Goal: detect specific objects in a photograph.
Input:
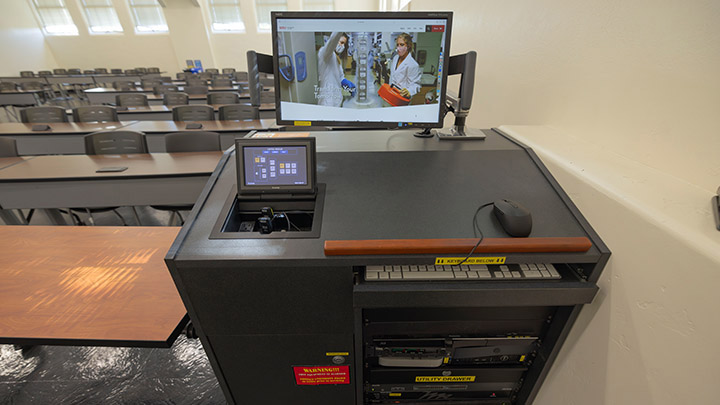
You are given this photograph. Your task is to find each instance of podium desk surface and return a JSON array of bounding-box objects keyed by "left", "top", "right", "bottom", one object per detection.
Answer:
[{"left": 170, "top": 129, "right": 606, "bottom": 264}]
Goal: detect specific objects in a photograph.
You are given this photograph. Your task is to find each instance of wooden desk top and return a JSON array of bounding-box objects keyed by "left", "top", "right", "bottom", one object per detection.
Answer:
[
  {"left": 0, "top": 156, "right": 33, "bottom": 170},
  {"left": 0, "top": 121, "right": 135, "bottom": 135},
  {"left": 86, "top": 86, "right": 247, "bottom": 93},
  {"left": 123, "top": 119, "right": 276, "bottom": 133},
  {"left": 0, "top": 226, "right": 186, "bottom": 347},
  {"left": 113, "top": 104, "right": 256, "bottom": 113},
  {"left": 0, "top": 151, "right": 222, "bottom": 181},
  {"left": 0, "top": 89, "right": 43, "bottom": 94}
]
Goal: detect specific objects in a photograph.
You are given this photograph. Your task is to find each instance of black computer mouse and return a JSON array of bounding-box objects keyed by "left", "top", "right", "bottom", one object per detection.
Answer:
[{"left": 492, "top": 199, "right": 532, "bottom": 237}]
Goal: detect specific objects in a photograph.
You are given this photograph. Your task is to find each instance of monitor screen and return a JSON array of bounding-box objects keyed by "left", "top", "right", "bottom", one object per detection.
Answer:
[
  {"left": 236, "top": 138, "right": 316, "bottom": 195},
  {"left": 272, "top": 11, "right": 453, "bottom": 128}
]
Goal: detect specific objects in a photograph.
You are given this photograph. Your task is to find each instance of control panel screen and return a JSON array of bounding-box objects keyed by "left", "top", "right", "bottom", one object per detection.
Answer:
[{"left": 242, "top": 145, "right": 308, "bottom": 187}]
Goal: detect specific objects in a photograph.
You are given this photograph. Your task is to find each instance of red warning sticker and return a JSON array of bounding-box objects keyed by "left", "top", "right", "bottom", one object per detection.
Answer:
[{"left": 293, "top": 366, "right": 350, "bottom": 385}]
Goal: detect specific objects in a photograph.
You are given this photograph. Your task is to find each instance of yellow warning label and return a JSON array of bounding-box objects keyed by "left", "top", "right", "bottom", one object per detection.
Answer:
[
  {"left": 520, "top": 355, "right": 526, "bottom": 362},
  {"left": 325, "top": 352, "right": 349, "bottom": 356},
  {"left": 294, "top": 121, "right": 312, "bottom": 126},
  {"left": 416, "top": 376, "right": 476, "bottom": 383},
  {"left": 389, "top": 393, "right": 402, "bottom": 397},
  {"left": 434, "top": 257, "right": 506, "bottom": 265}
]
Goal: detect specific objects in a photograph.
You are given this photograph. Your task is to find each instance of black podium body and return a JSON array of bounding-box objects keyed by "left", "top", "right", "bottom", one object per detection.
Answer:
[{"left": 165, "top": 129, "right": 610, "bottom": 405}]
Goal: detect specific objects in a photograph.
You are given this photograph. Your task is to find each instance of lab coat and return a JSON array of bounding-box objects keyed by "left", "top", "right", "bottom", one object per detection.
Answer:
[
  {"left": 389, "top": 53, "right": 422, "bottom": 97},
  {"left": 317, "top": 31, "right": 345, "bottom": 107}
]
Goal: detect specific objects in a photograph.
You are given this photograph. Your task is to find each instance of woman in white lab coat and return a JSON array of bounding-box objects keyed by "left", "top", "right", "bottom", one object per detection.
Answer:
[
  {"left": 317, "top": 31, "right": 349, "bottom": 107},
  {"left": 389, "top": 33, "right": 422, "bottom": 100}
]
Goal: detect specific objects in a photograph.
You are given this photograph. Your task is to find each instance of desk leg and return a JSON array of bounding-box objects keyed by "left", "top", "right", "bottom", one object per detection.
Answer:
[
  {"left": 0, "top": 209, "right": 27, "bottom": 225},
  {"left": 43, "top": 209, "right": 69, "bottom": 225}
]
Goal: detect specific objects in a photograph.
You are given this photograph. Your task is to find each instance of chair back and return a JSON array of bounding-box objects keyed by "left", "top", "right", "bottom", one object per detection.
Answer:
[
  {"left": 207, "top": 92, "right": 239, "bottom": 105},
  {"left": 222, "top": 68, "right": 236, "bottom": 74},
  {"left": 260, "top": 91, "right": 275, "bottom": 104},
  {"left": 135, "top": 67, "right": 148, "bottom": 74},
  {"left": 211, "top": 78, "right": 232, "bottom": 88},
  {"left": 234, "top": 71, "right": 249, "bottom": 81},
  {"left": 141, "top": 79, "right": 162, "bottom": 89},
  {"left": 0, "top": 82, "right": 17, "bottom": 92},
  {"left": 116, "top": 93, "right": 149, "bottom": 107},
  {"left": 73, "top": 106, "right": 119, "bottom": 123},
  {"left": 20, "top": 106, "right": 68, "bottom": 123},
  {"left": 164, "top": 131, "right": 221, "bottom": 153},
  {"left": 124, "top": 69, "right": 138, "bottom": 75},
  {"left": 112, "top": 80, "right": 136, "bottom": 90},
  {"left": 67, "top": 68, "right": 81, "bottom": 75},
  {"left": 163, "top": 92, "right": 189, "bottom": 106},
  {"left": 94, "top": 68, "right": 108, "bottom": 74},
  {"left": 84, "top": 130, "right": 148, "bottom": 155},
  {"left": 83, "top": 70, "right": 95, "bottom": 75},
  {"left": 205, "top": 68, "right": 219, "bottom": 74},
  {"left": 147, "top": 67, "right": 161, "bottom": 74},
  {"left": 184, "top": 85, "right": 209, "bottom": 95},
  {"left": 53, "top": 68, "right": 67, "bottom": 75},
  {"left": 110, "top": 68, "right": 123, "bottom": 74},
  {"left": 172, "top": 105, "right": 214, "bottom": 121},
  {"left": 218, "top": 104, "right": 259, "bottom": 121},
  {"left": 153, "top": 84, "right": 179, "bottom": 95},
  {"left": 0, "top": 137, "right": 18, "bottom": 158},
  {"left": 20, "top": 82, "right": 45, "bottom": 91},
  {"left": 38, "top": 71, "right": 53, "bottom": 76},
  {"left": 186, "top": 78, "right": 206, "bottom": 87},
  {"left": 20, "top": 71, "right": 34, "bottom": 77}
]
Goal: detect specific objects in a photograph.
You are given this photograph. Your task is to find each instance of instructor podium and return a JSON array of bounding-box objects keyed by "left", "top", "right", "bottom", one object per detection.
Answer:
[{"left": 165, "top": 129, "right": 609, "bottom": 404}]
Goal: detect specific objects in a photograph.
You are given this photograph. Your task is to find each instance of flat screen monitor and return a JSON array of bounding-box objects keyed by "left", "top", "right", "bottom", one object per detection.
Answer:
[
  {"left": 272, "top": 11, "right": 453, "bottom": 128},
  {"left": 235, "top": 138, "right": 317, "bottom": 195}
]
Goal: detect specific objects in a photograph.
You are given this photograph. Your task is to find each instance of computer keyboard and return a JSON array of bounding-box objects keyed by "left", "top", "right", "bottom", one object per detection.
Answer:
[{"left": 364, "top": 263, "right": 560, "bottom": 281}]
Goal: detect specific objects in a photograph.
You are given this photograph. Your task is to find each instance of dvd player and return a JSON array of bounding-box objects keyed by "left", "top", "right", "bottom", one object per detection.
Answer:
[{"left": 370, "top": 336, "right": 537, "bottom": 367}]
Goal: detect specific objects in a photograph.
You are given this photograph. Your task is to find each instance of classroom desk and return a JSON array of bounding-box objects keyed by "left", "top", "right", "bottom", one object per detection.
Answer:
[
  {"left": 0, "top": 77, "right": 47, "bottom": 84},
  {"left": 85, "top": 87, "right": 250, "bottom": 105},
  {"left": 0, "top": 119, "right": 274, "bottom": 154},
  {"left": 0, "top": 151, "right": 222, "bottom": 225},
  {"left": 0, "top": 90, "right": 43, "bottom": 106},
  {"left": 0, "top": 225, "right": 187, "bottom": 347},
  {"left": 66, "top": 104, "right": 276, "bottom": 122},
  {"left": 0, "top": 121, "right": 136, "bottom": 155},
  {"left": 44, "top": 75, "right": 96, "bottom": 85},
  {"left": 123, "top": 119, "right": 276, "bottom": 150}
]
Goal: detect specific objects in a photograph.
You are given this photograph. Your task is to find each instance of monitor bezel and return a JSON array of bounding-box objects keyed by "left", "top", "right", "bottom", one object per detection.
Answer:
[
  {"left": 271, "top": 11, "right": 453, "bottom": 129},
  {"left": 235, "top": 137, "right": 317, "bottom": 195}
]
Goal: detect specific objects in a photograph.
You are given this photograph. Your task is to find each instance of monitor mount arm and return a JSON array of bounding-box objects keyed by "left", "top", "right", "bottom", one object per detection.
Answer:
[
  {"left": 418, "top": 51, "right": 485, "bottom": 139},
  {"left": 247, "top": 50, "right": 274, "bottom": 108}
]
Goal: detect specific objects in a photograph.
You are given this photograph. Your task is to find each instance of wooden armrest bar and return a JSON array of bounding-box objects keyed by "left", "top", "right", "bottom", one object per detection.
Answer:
[{"left": 324, "top": 237, "right": 592, "bottom": 256}]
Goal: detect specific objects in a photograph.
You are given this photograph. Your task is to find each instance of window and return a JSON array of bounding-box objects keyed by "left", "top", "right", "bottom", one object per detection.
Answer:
[
  {"left": 81, "top": 0, "right": 123, "bottom": 33},
  {"left": 302, "top": 0, "right": 333, "bottom": 11},
  {"left": 32, "top": 0, "right": 79, "bottom": 35},
  {"left": 127, "top": 0, "right": 168, "bottom": 33},
  {"left": 254, "top": 0, "right": 286, "bottom": 32},
  {"left": 209, "top": 0, "right": 245, "bottom": 32}
]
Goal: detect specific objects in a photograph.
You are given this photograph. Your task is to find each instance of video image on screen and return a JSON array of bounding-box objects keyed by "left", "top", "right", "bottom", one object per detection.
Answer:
[{"left": 275, "top": 17, "right": 448, "bottom": 125}]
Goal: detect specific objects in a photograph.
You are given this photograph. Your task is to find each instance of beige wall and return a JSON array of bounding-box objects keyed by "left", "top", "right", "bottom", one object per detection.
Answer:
[
  {"left": 413, "top": 0, "right": 720, "bottom": 193},
  {"left": 408, "top": 1, "right": 719, "bottom": 404},
  {"left": 0, "top": 0, "right": 376, "bottom": 76},
  {"left": 0, "top": 0, "right": 58, "bottom": 74}
]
